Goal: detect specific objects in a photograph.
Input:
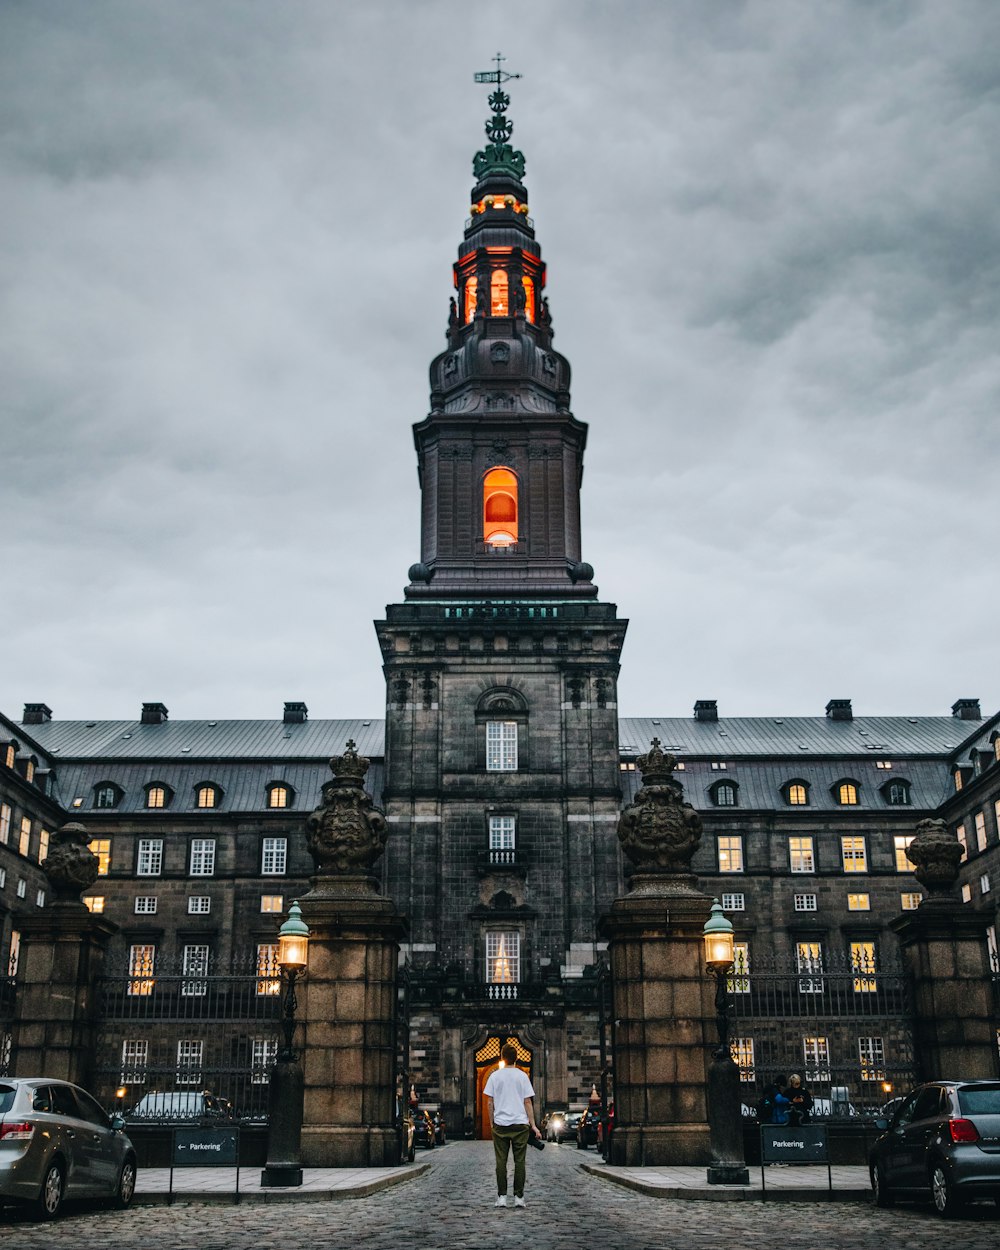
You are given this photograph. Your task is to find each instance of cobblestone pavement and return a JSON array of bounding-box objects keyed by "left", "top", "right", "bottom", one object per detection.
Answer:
[{"left": 2, "top": 1142, "right": 998, "bottom": 1249}]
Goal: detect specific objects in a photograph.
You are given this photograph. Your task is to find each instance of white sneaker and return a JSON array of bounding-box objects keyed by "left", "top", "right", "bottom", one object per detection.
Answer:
[
  {"left": 495, "top": 1196, "right": 507, "bottom": 1207},
  {"left": 514, "top": 1196, "right": 526, "bottom": 1209}
]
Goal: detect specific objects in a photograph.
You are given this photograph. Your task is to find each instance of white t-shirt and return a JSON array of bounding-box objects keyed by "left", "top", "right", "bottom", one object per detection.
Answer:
[{"left": 484, "top": 1065, "right": 535, "bottom": 1126}]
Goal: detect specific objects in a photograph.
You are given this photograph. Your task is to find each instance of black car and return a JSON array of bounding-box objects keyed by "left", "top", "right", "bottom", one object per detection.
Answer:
[
  {"left": 576, "top": 1107, "right": 601, "bottom": 1150},
  {"left": 869, "top": 1080, "right": 1000, "bottom": 1216},
  {"left": 412, "top": 1108, "right": 436, "bottom": 1150}
]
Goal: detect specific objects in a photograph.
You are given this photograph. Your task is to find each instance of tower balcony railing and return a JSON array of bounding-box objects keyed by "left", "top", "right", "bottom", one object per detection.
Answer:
[{"left": 481, "top": 542, "right": 521, "bottom": 556}]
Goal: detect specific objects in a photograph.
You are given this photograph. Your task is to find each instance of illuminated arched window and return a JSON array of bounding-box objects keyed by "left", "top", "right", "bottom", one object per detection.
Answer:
[
  {"left": 785, "top": 782, "right": 809, "bottom": 807},
  {"left": 464, "top": 277, "right": 477, "bottom": 323},
  {"left": 490, "top": 269, "right": 509, "bottom": 316},
  {"left": 522, "top": 275, "right": 535, "bottom": 322},
  {"left": 836, "top": 781, "right": 859, "bottom": 806},
  {"left": 483, "top": 467, "right": 518, "bottom": 548}
]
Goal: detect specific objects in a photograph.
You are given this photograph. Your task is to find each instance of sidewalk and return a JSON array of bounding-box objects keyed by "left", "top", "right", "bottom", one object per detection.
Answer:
[
  {"left": 133, "top": 1161, "right": 430, "bottom": 1204},
  {"left": 582, "top": 1161, "right": 872, "bottom": 1201}
]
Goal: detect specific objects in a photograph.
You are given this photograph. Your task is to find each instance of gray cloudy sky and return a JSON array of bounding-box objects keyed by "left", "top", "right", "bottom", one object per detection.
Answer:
[{"left": 3, "top": 0, "right": 998, "bottom": 723}]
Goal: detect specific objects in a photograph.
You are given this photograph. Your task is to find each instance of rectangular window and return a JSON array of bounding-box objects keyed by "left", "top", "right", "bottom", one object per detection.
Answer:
[
  {"left": 18, "top": 817, "right": 31, "bottom": 857},
  {"left": 261, "top": 838, "right": 287, "bottom": 875},
  {"left": 847, "top": 893, "right": 870, "bottom": 911},
  {"left": 0, "top": 803, "right": 10, "bottom": 844},
  {"left": 793, "top": 893, "right": 817, "bottom": 912},
  {"left": 35, "top": 890, "right": 45, "bottom": 907},
  {"left": 485, "top": 931, "right": 520, "bottom": 983},
  {"left": 962, "top": 883, "right": 972, "bottom": 903},
  {"left": 893, "top": 835, "right": 914, "bottom": 872},
  {"left": 127, "top": 944, "right": 156, "bottom": 997},
  {"left": 875, "top": 760, "right": 892, "bottom": 769},
  {"left": 789, "top": 836, "right": 815, "bottom": 873},
  {"left": 956, "top": 823, "right": 968, "bottom": 861},
  {"left": 486, "top": 721, "right": 518, "bottom": 772},
  {"left": 38, "top": 830, "right": 49, "bottom": 863},
  {"left": 803, "top": 1036, "right": 831, "bottom": 1081},
  {"left": 859, "top": 1036, "right": 885, "bottom": 1081},
  {"left": 176, "top": 1040, "right": 203, "bottom": 1085},
  {"left": 728, "top": 942, "right": 750, "bottom": 994},
  {"left": 841, "top": 835, "right": 867, "bottom": 873},
  {"left": 717, "top": 835, "right": 744, "bottom": 873},
  {"left": 900, "top": 892, "right": 922, "bottom": 910},
  {"left": 731, "top": 1037, "right": 755, "bottom": 1081},
  {"left": 188, "top": 896, "right": 211, "bottom": 915},
  {"left": 89, "top": 839, "right": 111, "bottom": 875},
  {"left": 182, "top": 944, "right": 210, "bottom": 997},
  {"left": 721, "top": 892, "right": 745, "bottom": 912},
  {"left": 981, "top": 873, "right": 992, "bottom": 895},
  {"left": 850, "top": 940, "right": 877, "bottom": 992},
  {"left": 84, "top": 896, "right": 104, "bottom": 913},
  {"left": 137, "top": 839, "right": 163, "bottom": 876},
  {"left": 260, "top": 895, "right": 284, "bottom": 913},
  {"left": 251, "top": 1037, "right": 278, "bottom": 1083},
  {"left": 134, "top": 896, "right": 158, "bottom": 915},
  {"left": 121, "top": 1039, "right": 149, "bottom": 1084},
  {"left": 256, "top": 943, "right": 280, "bottom": 995},
  {"left": 489, "top": 815, "right": 516, "bottom": 849},
  {"left": 189, "top": 838, "right": 216, "bottom": 876},
  {"left": 710, "top": 761, "right": 728, "bottom": 770},
  {"left": 796, "top": 941, "right": 824, "bottom": 993},
  {"left": 975, "top": 812, "right": 987, "bottom": 853},
  {"left": 16, "top": 879, "right": 26, "bottom": 898}
]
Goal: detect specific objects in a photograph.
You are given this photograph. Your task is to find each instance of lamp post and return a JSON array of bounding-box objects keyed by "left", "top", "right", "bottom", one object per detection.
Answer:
[
  {"left": 261, "top": 900, "right": 310, "bottom": 1187},
  {"left": 702, "top": 899, "right": 749, "bottom": 1185}
]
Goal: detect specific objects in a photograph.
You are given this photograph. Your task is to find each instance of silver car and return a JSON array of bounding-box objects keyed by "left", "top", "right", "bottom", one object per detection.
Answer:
[{"left": 0, "top": 1077, "right": 138, "bottom": 1219}]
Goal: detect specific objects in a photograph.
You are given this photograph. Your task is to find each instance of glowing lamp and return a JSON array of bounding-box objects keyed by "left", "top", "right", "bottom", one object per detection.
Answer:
[
  {"left": 277, "top": 900, "right": 310, "bottom": 972},
  {"left": 702, "top": 898, "right": 735, "bottom": 972}
]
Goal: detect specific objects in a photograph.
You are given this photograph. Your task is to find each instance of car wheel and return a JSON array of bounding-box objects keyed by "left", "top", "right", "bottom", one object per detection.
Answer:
[
  {"left": 35, "top": 1160, "right": 64, "bottom": 1221},
  {"left": 930, "top": 1165, "right": 961, "bottom": 1217},
  {"left": 871, "top": 1164, "right": 894, "bottom": 1208},
  {"left": 114, "top": 1157, "right": 137, "bottom": 1209}
]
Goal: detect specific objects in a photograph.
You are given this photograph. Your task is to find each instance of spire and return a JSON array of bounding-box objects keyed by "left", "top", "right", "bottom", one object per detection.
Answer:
[{"left": 472, "top": 53, "right": 524, "bottom": 181}]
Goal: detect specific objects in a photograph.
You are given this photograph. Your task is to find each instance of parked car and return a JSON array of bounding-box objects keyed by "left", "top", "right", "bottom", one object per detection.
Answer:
[
  {"left": 576, "top": 1107, "right": 601, "bottom": 1149},
  {"left": 412, "top": 1108, "right": 436, "bottom": 1149},
  {"left": 126, "top": 1090, "right": 233, "bottom": 1123},
  {"left": 0, "top": 1077, "right": 138, "bottom": 1220},
  {"left": 869, "top": 1080, "right": 1000, "bottom": 1216},
  {"left": 543, "top": 1111, "right": 574, "bottom": 1143}
]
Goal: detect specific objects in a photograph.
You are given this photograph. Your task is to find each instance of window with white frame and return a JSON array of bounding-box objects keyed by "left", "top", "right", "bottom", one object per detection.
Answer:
[
  {"left": 127, "top": 944, "right": 156, "bottom": 996},
  {"left": 789, "top": 836, "right": 815, "bottom": 873},
  {"left": 728, "top": 942, "right": 750, "bottom": 994},
  {"left": 803, "top": 1036, "right": 831, "bottom": 1081},
  {"left": 251, "top": 1037, "right": 278, "bottom": 1083},
  {"left": 850, "top": 940, "right": 877, "bottom": 992},
  {"left": 717, "top": 835, "right": 744, "bottom": 873},
  {"left": 975, "top": 811, "right": 987, "bottom": 852},
  {"left": 0, "top": 803, "right": 10, "bottom": 844},
  {"left": 176, "top": 1040, "right": 203, "bottom": 1085},
  {"left": 485, "top": 931, "right": 520, "bottom": 983},
  {"left": 900, "top": 892, "right": 922, "bottom": 910},
  {"left": 893, "top": 835, "right": 914, "bottom": 872},
  {"left": 35, "top": 889, "right": 45, "bottom": 907},
  {"left": 134, "top": 896, "right": 158, "bottom": 915},
  {"left": 137, "top": 838, "right": 163, "bottom": 876},
  {"left": 121, "top": 1039, "right": 149, "bottom": 1084},
  {"left": 260, "top": 895, "right": 284, "bottom": 913},
  {"left": 731, "top": 1037, "right": 755, "bottom": 1081},
  {"left": 261, "top": 837, "right": 287, "bottom": 875},
  {"left": 256, "top": 943, "right": 280, "bottom": 995},
  {"left": 796, "top": 941, "right": 824, "bottom": 993},
  {"left": 489, "top": 815, "right": 516, "bottom": 849},
  {"left": 486, "top": 721, "right": 518, "bottom": 772},
  {"left": 840, "top": 835, "right": 867, "bottom": 873},
  {"left": 189, "top": 838, "right": 216, "bottom": 876},
  {"left": 793, "top": 893, "right": 817, "bottom": 912},
  {"left": 981, "top": 873, "right": 992, "bottom": 895},
  {"left": 847, "top": 893, "right": 870, "bottom": 911},
  {"left": 182, "top": 944, "right": 210, "bottom": 996},
  {"left": 956, "top": 823, "right": 968, "bottom": 860},
  {"left": 188, "top": 895, "right": 211, "bottom": 914},
  {"left": 16, "top": 879, "right": 26, "bottom": 899},
  {"left": 721, "top": 892, "right": 745, "bottom": 912},
  {"left": 859, "top": 1036, "right": 885, "bottom": 1081}
]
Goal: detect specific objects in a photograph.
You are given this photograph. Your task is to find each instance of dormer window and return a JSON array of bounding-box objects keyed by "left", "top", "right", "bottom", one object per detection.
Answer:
[
  {"left": 94, "top": 782, "right": 123, "bottom": 810},
  {"left": 882, "top": 780, "right": 911, "bottom": 807},
  {"left": 3, "top": 743, "right": 15, "bottom": 770},
  {"left": 992, "top": 735, "right": 1000, "bottom": 763},
  {"left": 145, "top": 784, "right": 171, "bottom": 809},
  {"left": 711, "top": 780, "right": 738, "bottom": 807},
  {"left": 783, "top": 781, "right": 810, "bottom": 807},
  {"left": 195, "top": 784, "right": 220, "bottom": 810},
  {"left": 483, "top": 467, "right": 518, "bottom": 548},
  {"left": 835, "top": 780, "right": 860, "bottom": 806},
  {"left": 23, "top": 757, "right": 35, "bottom": 784},
  {"left": 267, "top": 784, "right": 293, "bottom": 809}
]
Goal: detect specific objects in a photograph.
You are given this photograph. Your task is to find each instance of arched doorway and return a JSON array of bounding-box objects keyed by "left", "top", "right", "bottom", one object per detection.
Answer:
[{"left": 474, "top": 1034, "right": 533, "bottom": 1139}]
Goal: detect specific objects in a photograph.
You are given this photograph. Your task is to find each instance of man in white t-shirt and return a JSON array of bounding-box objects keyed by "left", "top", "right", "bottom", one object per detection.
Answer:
[{"left": 483, "top": 1044, "right": 542, "bottom": 1208}]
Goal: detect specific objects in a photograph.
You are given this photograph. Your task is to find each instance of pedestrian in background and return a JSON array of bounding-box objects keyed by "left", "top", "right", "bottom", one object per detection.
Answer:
[{"left": 787, "top": 1073, "right": 813, "bottom": 1126}]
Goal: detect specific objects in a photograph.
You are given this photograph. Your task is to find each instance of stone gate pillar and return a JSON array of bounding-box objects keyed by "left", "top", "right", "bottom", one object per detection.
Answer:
[
  {"left": 298, "top": 742, "right": 406, "bottom": 1166},
  {"left": 13, "top": 823, "right": 116, "bottom": 1085},
  {"left": 890, "top": 819, "right": 1000, "bottom": 1081},
  {"left": 599, "top": 741, "right": 715, "bottom": 1166}
]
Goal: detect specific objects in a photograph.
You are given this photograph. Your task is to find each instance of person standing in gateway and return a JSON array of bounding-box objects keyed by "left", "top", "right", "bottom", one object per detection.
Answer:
[{"left": 484, "top": 1044, "right": 542, "bottom": 1208}]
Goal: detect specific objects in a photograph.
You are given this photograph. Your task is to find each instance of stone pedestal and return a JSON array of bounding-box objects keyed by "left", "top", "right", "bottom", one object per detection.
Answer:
[
  {"left": 298, "top": 876, "right": 406, "bottom": 1167},
  {"left": 891, "top": 901, "right": 1000, "bottom": 1080},
  {"left": 599, "top": 877, "right": 714, "bottom": 1166},
  {"left": 13, "top": 903, "right": 116, "bottom": 1085}
]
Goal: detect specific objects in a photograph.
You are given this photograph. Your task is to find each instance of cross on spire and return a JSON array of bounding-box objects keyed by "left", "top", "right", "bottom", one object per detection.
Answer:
[{"left": 474, "top": 52, "right": 522, "bottom": 88}]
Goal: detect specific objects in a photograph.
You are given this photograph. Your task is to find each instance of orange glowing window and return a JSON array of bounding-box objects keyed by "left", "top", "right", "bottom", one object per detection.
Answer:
[
  {"left": 522, "top": 276, "right": 535, "bottom": 322},
  {"left": 483, "top": 467, "right": 518, "bottom": 547},
  {"left": 490, "top": 270, "right": 508, "bottom": 316},
  {"left": 465, "top": 277, "right": 478, "bottom": 323}
]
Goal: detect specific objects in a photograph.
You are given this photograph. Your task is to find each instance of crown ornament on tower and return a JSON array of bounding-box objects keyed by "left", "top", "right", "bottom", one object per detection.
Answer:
[{"left": 305, "top": 740, "right": 389, "bottom": 876}]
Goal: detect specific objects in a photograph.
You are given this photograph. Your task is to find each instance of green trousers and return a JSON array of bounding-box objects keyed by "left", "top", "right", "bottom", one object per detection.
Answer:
[{"left": 492, "top": 1124, "right": 530, "bottom": 1196}]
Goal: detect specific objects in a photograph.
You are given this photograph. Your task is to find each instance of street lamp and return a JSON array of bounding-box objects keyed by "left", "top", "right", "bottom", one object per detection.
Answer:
[
  {"left": 261, "top": 900, "right": 310, "bottom": 1188},
  {"left": 702, "top": 898, "right": 749, "bottom": 1186}
]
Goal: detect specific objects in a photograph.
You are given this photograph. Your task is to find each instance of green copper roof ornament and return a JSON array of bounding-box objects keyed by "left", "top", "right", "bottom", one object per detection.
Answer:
[{"left": 473, "top": 52, "right": 526, "bottom": 181}]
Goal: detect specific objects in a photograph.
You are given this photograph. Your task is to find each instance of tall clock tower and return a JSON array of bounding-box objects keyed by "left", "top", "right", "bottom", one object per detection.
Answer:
[{"left": 375, "top": 71, "right": 627, "bottom": 1133}]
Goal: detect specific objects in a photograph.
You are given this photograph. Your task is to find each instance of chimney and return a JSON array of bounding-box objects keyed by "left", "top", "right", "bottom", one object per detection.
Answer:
[
  {"left": 141, "top": 702, "right": 169, "bottom": 725},
  {"left": 694, "top": 700, "right": 718, "bottom": 723},
  {"left": 22, "top": 703, "right": 52, "bottom": 725},
  {"left": 825, "top": 699, "right": 853, "bottom": 722},
  {"left": 283, "top": 701, "right": 308, "bottom": 724},
  {"left": 951, "top": 698, "right": 981, "bottom": 721}
]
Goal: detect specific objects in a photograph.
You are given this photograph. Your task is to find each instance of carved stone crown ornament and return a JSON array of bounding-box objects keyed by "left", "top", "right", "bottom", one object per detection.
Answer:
[
  {"left": 305, "top": 740, "right": 389, "bottom": 876},
  {"left": 616, "top": 738, "right": 703, "bottom": 877},
  {"left": 43, "top": 822, "right": 100, "bottom": 903},
  {"left": 905, "top": 817, "right": 964, "bottom": 900}
]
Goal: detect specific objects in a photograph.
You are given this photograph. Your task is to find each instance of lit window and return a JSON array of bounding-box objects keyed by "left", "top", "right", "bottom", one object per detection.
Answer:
[
  {"left": 900, "top": 892, "right": 922, "bottom": 910},
  {"left": 24, "top": 760, "right": 34, "bottom": 784},
  {"left": 18, "top": 818, "right": 31, "bottom": 857},
  {"left": 522, "top": 275, "right": 535, "bottom": 322},
  {"left": 486, "top": 720, "right": 518, "bottom": 771},
  {"left": 252, "top": 1037, "right": 278, "bottom": 1083},
  {"left": 89, "top": 839, "right": 111, "bottom": 875},
  {"left": 859, "top": 1036, "right": 885, "bottom": 1081},
  {"left": 196, "top": 785, "right": 218, "bottom": 809},
  {"left": 483, "top": 468, "right": 518, "bottom": 548},
  {"left": 261, "top": 837, "right": 287, "bottom": 875},
  {"left": 729, "top": 943, "right": 750, "bottom": 994},
  {"left": 884, "top": 781, "right": 910, "bottom": 806},
  {"left": 841, "top": 835, "right": 867, "bottom": 873},
  {"left": 981, "top": 873, "right": 992, "bottom": 895},
  {"left": 188, "top": 896, "right": 211, "bottom": 915},
  {"left": 127, "top": 944, "right": 156, "bottom": 997},
  {"left": 464, "top": 276, "right": 478, "bottom": 322},
  {"left": 37, "top": 830, "right": 49, "bottom": 863},
  {"left": 789, "top": 836, "right": 815, "bottom": 873},
  {"left": 717, "top": 835, "right": 744, "bottom": 873},
  {"left": 850, "top": 940, "right": 877, "bottom": 992},
  {"left": 486, "top": 931, "right": 520, "bottom": 983},
  {"left": 84, "top": 896, "right": 105, "bottom": 914},
  {"left": 836, "top": 782, "right": 859, "bottom": 806},
  {"left": 731, "top": 1037, "right": 755, "bottom": 1081},
  {"left": 260, "top": 895, "right": 284, "bottom": 913},
  {"left": 796, "top": 941, "right": 824, "bottom": 993},
  {"left": 793, "top": 893, "right": 817, "bottom": 912},
  {"left": 712, "top": 781, "right": 737, "bottom": 807},
  {"left": 803, "top": 1036, "right": 830, "bottom": 1081},
  {"left": 710, "top": 761, "right": 728, "bottom": 771},
  {"left": 137, "top": 839, "right": 163, "bottom": 876},
  {"left": 721, "top": 892, "right": 745, "bottom": 911},
  {"left": 176, "top": 1040, "right": 203, "bottom": 1085},
  {"left": 256, "top": 943, "right": 280, "bottom": 995},
  {"left": 975, "top": 812, "right": 987, "bottom": 852},
  {"left": 0, "top": 803, "right": 10, "bottom": 844},
  {"left": 3, "top": 744, "right": 13, "bottom": 769},
  {"left": 786, "top": 783, "right": 808, "bottom": 806},
  {"left": 956, "top": 823, "right": 968, "bottom": 861},
  {"left": 267, "top": 785, "right": 290, "bottom": 809},
  {"left": 134, "top": 896, "right": 158, "bottom": 915},
  {"left": 146, "top": 785, "right": 167, "bottom": 809},
  {"left": 182, "top": 944, "right": 209, "bottom": 997},
  {"left": 848, "top": 893, "right": 871, "bottom": 911},
  {"left": 490, "top": 269, "right": 508, "bottom": 315},
  {"left": 121, "top": 1039, "right": 148, "bottom": 1084},
  {"left": 961, "top": 883, "right": 972, "bottom": 903},
  {"left": 954, "top": 769, "right": 964, "bottom": 792},
  {"left": 94, "top": 784, "right": 121, "bottom": 809},
  {"left": 893, "top": 835, "right": 914, "bottom": 872},
  {"left": 189, "top": 838, "right": 216, "bottom": 876},
  {"left": 995, "top": 738, "right": 1000, "bottom": 763}
]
